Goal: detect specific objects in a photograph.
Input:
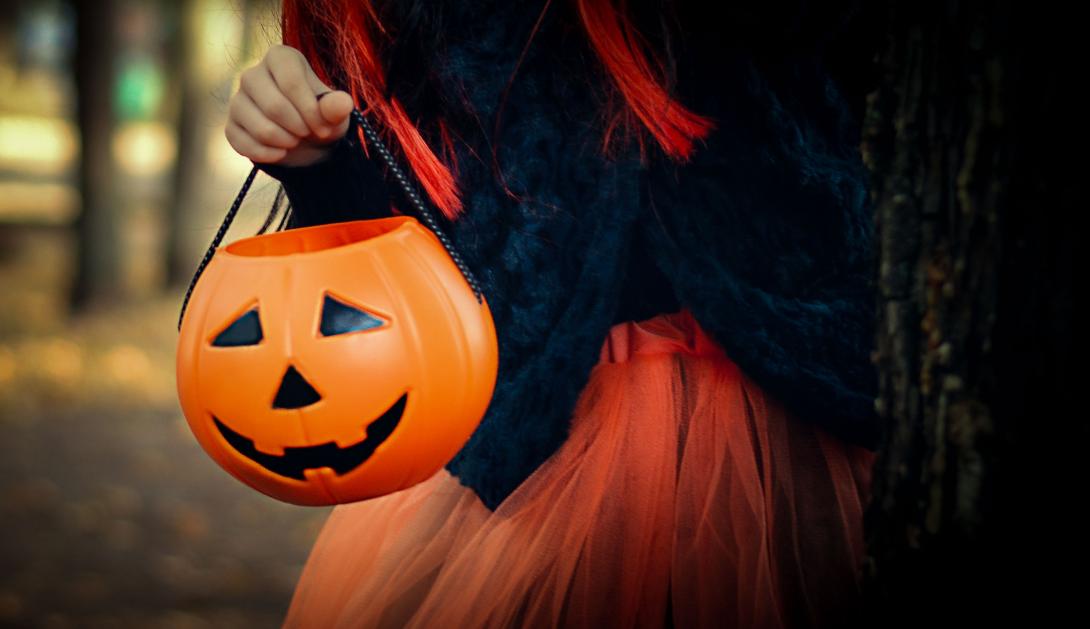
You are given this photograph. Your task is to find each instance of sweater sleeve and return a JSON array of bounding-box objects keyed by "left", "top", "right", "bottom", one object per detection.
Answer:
[
  {"left": 639, "top": 49, "right": 882, "bottom": 450},
  {"left": 253, "top": 114, "right": 397, "bottom": 228}
]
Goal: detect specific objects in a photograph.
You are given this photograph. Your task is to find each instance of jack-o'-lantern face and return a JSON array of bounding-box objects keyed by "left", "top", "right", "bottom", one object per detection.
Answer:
[
  {"left": 176, "top": 217, "right": 498, "bottom": 506},
  {"left": 206, "top": 297, "right": 408, "bottom": 481}
]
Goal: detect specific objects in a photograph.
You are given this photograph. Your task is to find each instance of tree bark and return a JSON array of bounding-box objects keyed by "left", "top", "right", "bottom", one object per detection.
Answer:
[{"left": 861, "top": 0, "right": 1079, "bottom": 624}]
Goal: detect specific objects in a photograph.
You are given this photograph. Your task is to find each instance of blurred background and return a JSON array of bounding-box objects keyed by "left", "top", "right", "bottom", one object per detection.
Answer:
[{"left": 0, "top": 1, "right": 328, "bottom": 627}]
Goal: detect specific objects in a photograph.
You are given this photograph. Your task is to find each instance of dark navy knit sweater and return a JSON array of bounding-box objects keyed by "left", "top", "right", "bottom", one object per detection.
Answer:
[{"left": 257, "top": 0, "right": 881, "bottom": 510}]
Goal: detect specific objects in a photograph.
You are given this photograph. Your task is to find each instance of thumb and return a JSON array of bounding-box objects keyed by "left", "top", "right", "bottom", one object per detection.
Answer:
[
  {"left": 304, "top": 68, "right": 353, "bottom": 141},
  {"left": 316, "top": 90, "right": 354, "bottom": 126},
  {"left": 312, "top": 90, "right": 353, "bottom": 143}
]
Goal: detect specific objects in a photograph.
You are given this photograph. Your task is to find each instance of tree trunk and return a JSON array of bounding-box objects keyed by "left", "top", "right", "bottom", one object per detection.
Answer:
[
  {"left": 164, "top": 0, "right": 274, "bottom": 287},
  {"left": 861, "top": 0, "right": 1079, "bottom": 624},
  {"left": 164, "top": 0, "right": 208, "bottom": 288},
  {"left": 71, "top": 0, "right": 123, "bottom": 309}
]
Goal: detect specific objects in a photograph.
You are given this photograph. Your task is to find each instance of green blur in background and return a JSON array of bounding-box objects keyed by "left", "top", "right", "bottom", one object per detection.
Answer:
[{"left": 0, "top": 1, "right": 326, "bottom": 627}]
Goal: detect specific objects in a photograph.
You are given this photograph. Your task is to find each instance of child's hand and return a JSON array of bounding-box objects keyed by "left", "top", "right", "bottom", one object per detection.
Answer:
[{"left": 226, "top": 44, "right": 354, "bottom": 167}]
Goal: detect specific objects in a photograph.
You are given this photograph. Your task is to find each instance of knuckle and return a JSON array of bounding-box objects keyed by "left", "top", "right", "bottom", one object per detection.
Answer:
[
  {"left": 279, "top": 68, "right": 306, "bottom": 91},
  {"left": 239, "top": 68, "right": 257, "bottom": 90},
  {"left": 227, "top": 94, "right": 244, "bottom": 117},
  {"left": 268, "top": 44, "right": 297, "bottom": 58},
  {"left": 268, "top": 49, "right": 302, "bottom": 76},
  {"left": 263, "top": 46, "right": 283, "bottom": 64},
  {"left": 252, "top": 122, "right": 279, "bottom": 144},
  {"left": 267, "top": 99, "right": 293, "bottom": 123}
]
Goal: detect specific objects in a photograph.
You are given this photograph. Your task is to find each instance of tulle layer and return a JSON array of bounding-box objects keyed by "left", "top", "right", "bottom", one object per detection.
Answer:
[{"left": 282, "top": 308, "right": 877, "bottom": 628}]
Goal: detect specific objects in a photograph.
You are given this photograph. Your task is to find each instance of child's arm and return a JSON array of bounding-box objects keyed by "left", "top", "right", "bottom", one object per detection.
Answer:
[{"left": 255, "top": 116, "right": 396, "bottom": 228}]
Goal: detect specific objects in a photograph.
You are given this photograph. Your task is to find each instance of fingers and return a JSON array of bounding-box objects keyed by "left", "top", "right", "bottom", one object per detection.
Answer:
[
  {"left": 225, "top": 118, "right": 288, "bottom": 164},
  {"left": 228, "top": 90, "right": 299, "bottom": 149},
  {"left": 238, "top": 63, "right": 310, "bottom": 138},
  {"left": 226, "top": 45, "right": 355, "bottom": 166},
  {"left": 265, "top": 45, "right": 333, "bottom": 138}
]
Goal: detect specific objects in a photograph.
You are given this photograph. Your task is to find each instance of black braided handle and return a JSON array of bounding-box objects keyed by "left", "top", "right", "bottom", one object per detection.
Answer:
[
  {"left": 349, "top": 108, "right": 484, "bottom": 303},
  {"left": 177, "top": 166, "right": 258, "bottom": 331},
  {"left": 177, "top": 107, "right": 484, "bottom": 331}
]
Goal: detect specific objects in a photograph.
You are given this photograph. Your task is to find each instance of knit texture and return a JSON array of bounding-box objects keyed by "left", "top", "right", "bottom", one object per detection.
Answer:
[{"left": 256, "top": 0, "right": 881, "bottom": 510}]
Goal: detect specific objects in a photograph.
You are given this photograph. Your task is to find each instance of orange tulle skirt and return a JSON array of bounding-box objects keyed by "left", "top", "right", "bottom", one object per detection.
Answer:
[{"left": 282, "top": 308, "right": 877, "bottom": 628}]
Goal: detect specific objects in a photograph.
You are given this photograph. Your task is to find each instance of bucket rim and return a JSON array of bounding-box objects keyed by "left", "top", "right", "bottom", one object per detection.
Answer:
[{"left": 217, "top": 215, "right": 427, "bottom": 259}]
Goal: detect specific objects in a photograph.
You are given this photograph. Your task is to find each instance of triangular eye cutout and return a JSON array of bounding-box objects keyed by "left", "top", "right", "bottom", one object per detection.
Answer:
[
  {"left": 320, "top": 295, "right": 385, "bottom": 337},
  {"left": 212, "top": 307, "right": 263, "bottom": 347}
]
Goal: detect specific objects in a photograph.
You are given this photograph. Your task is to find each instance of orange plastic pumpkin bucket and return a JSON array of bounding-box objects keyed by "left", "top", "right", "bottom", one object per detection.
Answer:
[{"left": 175, "top": 109, "right": 498, "bottom": 506}]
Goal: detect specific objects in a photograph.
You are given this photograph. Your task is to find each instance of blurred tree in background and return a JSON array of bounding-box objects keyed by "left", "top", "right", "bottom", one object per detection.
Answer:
[
  {"left": 72, "top": 0, "right": 122, "bottom": 308},
  {"left": 1, "top": 0, "right": 282, "bottom": 316},
  {"left": 0, "top": 3, "right": 328, "bottom": 628}
]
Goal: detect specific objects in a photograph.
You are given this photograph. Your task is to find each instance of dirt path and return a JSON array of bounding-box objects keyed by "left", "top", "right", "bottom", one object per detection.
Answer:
[{"left": 0, "top": 238, "right": 330, "bottom": 628}]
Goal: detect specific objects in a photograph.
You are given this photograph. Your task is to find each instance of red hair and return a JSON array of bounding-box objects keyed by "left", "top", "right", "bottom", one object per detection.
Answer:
[{"left": 281, "top": 0, "right": 714, "bottom": 221}]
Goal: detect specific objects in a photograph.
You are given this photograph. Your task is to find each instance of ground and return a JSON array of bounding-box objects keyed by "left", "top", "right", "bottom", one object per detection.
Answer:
[{"left": 0, "top": 227, "right": 328, "bottom": 629}]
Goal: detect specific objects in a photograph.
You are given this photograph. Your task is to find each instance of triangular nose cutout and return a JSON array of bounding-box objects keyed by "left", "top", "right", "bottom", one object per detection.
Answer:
[{"left": 273, "top": 365, "right": 322, "bottom": 409}]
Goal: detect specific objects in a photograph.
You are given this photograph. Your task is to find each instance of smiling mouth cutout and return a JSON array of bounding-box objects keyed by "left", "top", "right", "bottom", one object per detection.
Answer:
[{"left": 212, "top": 393, "right": 408, "bottom": 480}]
